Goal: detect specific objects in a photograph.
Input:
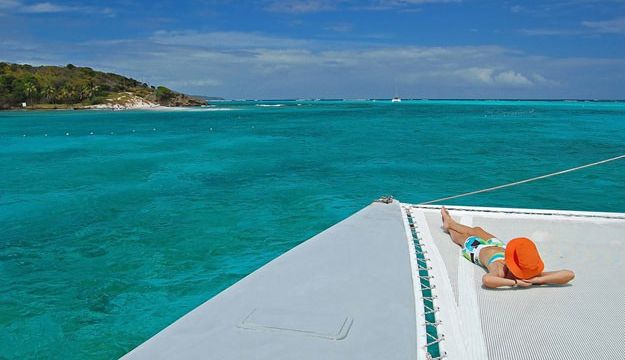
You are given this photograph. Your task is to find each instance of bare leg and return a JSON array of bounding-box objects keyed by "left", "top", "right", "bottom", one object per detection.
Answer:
[
  {"left": 441, "top": 207, "right": 497, "bottom": 246},
  {"left": 448, "top": 227, "right": 470, "bottom": 246},
  {"left": 442, "top": 207, "right": 477, "bottom": 234}
]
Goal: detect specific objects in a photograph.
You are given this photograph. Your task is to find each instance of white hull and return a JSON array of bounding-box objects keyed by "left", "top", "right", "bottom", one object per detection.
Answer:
[{"left": 124, "top": 201, "right": 625, "bottom": 359}]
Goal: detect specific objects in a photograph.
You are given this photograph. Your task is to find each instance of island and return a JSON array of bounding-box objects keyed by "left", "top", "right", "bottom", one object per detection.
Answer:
[{"left": 0, "top": 62, "right": 207, "bottom": 110}]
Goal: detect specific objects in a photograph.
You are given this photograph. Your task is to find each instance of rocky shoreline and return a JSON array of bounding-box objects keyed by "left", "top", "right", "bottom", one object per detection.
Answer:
[{"left": 6, "top": 92, "right": 207, "bottom": 111}]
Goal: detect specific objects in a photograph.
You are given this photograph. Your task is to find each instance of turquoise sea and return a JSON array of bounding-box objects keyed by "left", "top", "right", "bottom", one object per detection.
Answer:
[{"left": 1, "top": 100, "right": 624, "bottom": 358}]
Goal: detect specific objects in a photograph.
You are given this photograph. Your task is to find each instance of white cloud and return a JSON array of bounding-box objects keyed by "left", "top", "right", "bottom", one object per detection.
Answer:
[
  {"left": 455, "top": 68, "right": 533, "bottom": 86},
  {"left": 519, "top": 28, "right": 583, "bottom": 36},
  {"left": 264, "top": 0, "right": 460, "bottom": 13},
  {"left": 510, "top": 5, "right": 523, "bottom": 13},
  {"left": 255, "top": 49, "right": 315, "bottom": 65},
  {"left": 108, "top": 34, "right": 550, "bottom": 96},
  {"left": 324, "top": 23, "right": 353, "bottom": 32},
  {"left": 167, "top": 79, "right": 222, "bottom": 88},
  {"left": 522, "top": 16, "right": 625, "bottom": 37},
  {"left": 494, "top": 70, "right": 533, "bottom": 86},
  {"left": 3, "top": 30, "right": 623, "bottom": 99},
  {"left": 383, "top": 0, "right": 460, "bottom": 4},
  {"left": 530, "top": 73, "right": 560, "bottom": 86},
  {"left": 0, "top": 0, "right": 112, "bottom": 15},
  {"left": 265, "top": 0, "right": 336, "bottom": 13},
  {"left": 461, "top": 67, "right": 495, "bottom": 84},
  {"left": 22, "top": 2, "right": 74, "bottom": 13},
  {"left": 582, "top": 17, "right": 625, "bottom": 34},
  {"left": 0, "top": 0, "right": 20, "bottom": 8},
  {"left": 150, "top": 30, "right": 311, "bottom": 49}
]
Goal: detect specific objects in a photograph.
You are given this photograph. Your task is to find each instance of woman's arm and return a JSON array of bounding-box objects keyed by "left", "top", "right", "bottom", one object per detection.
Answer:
[
  {"left": 482, "top": 274, "right": 531, "bottom": 288},
  {"left": 526, "top": 270, "right": 575, "bottom": 285}
]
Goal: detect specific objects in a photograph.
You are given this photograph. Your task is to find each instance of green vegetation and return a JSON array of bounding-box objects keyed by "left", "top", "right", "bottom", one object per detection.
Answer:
[
  {"left": 155, "top": 86, "right": 175, "bottom": 102},
  {"left": 0, "top": 62, "right": 205, "bottom": 109}
]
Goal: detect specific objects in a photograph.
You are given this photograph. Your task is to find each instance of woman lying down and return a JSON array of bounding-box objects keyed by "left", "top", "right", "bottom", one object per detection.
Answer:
[{"left": 441, "top": 207, "right": 575, "bottom": 288}]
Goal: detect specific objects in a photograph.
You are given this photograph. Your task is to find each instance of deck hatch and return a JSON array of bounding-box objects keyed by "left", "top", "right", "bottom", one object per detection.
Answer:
[{"left": 238, "top": 308, "right": 353, "bottom": 340}]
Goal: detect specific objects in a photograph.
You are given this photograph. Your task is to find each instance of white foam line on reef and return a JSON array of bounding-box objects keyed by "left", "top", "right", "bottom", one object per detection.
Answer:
[
  {"left": 87, "top": 106, "right": 237, "bottom": 112},
  {"left": 162, "top": 107, "right": 237, "bottom": 112}
]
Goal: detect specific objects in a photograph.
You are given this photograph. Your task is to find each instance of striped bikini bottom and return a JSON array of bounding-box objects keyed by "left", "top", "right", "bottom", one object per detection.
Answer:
[{"left": 462, "top": 236, "right": 506, "bottom": 267}]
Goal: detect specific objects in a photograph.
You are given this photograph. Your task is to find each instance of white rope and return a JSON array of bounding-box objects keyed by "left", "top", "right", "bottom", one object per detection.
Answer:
[{"left": 420, "top": 154, "right": 625, "bottom": 205}]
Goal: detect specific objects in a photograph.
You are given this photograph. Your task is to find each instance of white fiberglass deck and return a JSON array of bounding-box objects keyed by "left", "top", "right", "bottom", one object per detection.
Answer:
[
  {"left": 123, "top": 201, "right": 418, "bottom": 360},
  {"left": 123, "top": 201, "right": 625, "bottom": 360}
]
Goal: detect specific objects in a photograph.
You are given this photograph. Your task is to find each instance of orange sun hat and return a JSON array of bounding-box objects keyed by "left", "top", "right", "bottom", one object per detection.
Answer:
[{"left": 505, "top": 237, "right": 544, "bottom": 279}]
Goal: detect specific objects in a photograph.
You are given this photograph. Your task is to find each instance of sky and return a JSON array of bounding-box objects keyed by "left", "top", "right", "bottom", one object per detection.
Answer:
[{"left": 1, "top": 0, "right": 624, "bottom": 99}]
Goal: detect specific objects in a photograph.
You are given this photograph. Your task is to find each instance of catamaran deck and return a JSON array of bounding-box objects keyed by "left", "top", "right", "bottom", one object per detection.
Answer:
[
  {"left": 123, "top": 200, "right": 625, "bottom": 360},
  {"left": 406, "top": 204, "right": 625, "bottom": 360}
]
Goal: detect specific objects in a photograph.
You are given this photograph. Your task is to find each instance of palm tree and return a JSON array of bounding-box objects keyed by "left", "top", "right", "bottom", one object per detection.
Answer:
[
  {"left": 59, "top": 87, "right": 69, "bottom": 103},
  {"left": 81, "top": 83, "right": 99, "bottom": 102},
  {"left": 24, "top": 82, "right": 38, "bottom": 107},
  {"left": 78, "top": 83, "right": 101, "bottom": 104},
  {"left": 80, "top": 86, "right": 91, "bottom": 101},
  {"left": 67, "top": 88, "right": 77, "bottom": 104},
  {"left": 43, "top": 86, "right": 55, "bottom": 104}
]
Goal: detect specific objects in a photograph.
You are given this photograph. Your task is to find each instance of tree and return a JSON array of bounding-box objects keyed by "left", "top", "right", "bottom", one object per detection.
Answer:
[
  {"left": 80, "top": 85, "right": 91, "bottom": 101},
  {"left": 67, "top": 87, "right": 77, "bottom": 103},
  {"left": 43, "top": 85, "right": 56, "bottom": 104},
  {"left": 24, "top": 82, "right": 38, "bottom": 107},
  {"left": 59, "top": 87, "right": 70, "bottom": 103},
  {"left": 155, "top": 86, "right": 175, "bottom": 103},
  {"left": 0, "top": 62, "right": 198, "bottom": 109},
  {"left": 0, "top": 75, "right": 14, "bottom": 108}
]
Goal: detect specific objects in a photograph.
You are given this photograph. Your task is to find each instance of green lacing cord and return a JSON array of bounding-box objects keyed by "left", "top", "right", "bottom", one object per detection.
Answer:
[{"left": 405, "top": 209, "right": 444, "bottom": 359}]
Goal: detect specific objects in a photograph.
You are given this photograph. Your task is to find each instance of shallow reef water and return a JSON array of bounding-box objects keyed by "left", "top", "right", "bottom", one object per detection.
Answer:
[{"left": 1, "top": 100, "right": 624, "bottom": 358}]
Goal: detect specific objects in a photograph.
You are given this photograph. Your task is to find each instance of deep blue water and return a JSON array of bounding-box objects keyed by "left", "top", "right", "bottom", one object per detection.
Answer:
[{"left": 1, "top": 100, "right": 624, "bottom": 358}]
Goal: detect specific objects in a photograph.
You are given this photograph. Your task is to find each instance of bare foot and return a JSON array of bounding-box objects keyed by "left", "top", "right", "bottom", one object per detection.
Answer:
[{"left": 441, "top": 206, "right": 453, "bottom": 232}]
